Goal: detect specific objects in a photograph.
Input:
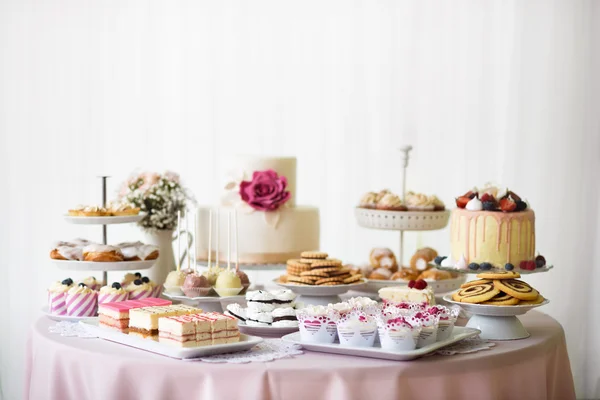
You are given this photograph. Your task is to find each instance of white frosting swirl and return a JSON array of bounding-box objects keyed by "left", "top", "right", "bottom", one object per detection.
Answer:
[{"left": 465, "top": 197, "right": 483, "bottom": 211}]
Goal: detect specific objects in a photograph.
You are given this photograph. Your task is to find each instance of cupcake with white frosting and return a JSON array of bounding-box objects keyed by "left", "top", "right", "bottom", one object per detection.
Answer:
[
  {"left": 66, "top": 283, "right": 98, "bottom": 317},
  {"left": 98, "top": 282, "right": 128, "bottom": 304},
  {"left": 126, "top": 279, "right": 153, "bottom": 300},
  {"left": 47, "top": 278, "right": 73, "bottom": 315}
]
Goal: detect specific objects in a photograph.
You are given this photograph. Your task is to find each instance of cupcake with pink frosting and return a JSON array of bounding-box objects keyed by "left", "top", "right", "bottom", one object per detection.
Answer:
[
  {"left": 47, "top": 278, "right": 73, "bottom": 315},
  {"left": 98, "top": 282, "right": 128, "bottom": 304},
  {"left": 126, "top": 279, "right": 153, "bottom": 300},
  {"left": 66, "top": 283, "right": 98, "bottom": 317}
]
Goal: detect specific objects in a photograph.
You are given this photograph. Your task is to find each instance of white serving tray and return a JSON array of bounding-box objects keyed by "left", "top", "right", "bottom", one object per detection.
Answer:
[
  {"left": 364, "top": 275, "right": 466, "bottom": 294},
  {"left": 41, "top": 306, "right": 98, "bottom": 322},
  {"left": 80, "top": 320, "right": 263, "bottom": 359},
  {"left": 63, "top": 213, "right": 146, "bottom": 225},
  {"left": 237, "top": 322, "right": 299, "bottom": 337},
  {"left": 354, "top": 208, "right": 450, "bottom": 231},
  {"left": 52, "top": 259, "right": 155, "bottom": 271},
  {"left": 273, "top": 280, "right": 366, "bottom": 296},
  {"left": 282, "top": 326, "right": 480, "bottom": 361}
]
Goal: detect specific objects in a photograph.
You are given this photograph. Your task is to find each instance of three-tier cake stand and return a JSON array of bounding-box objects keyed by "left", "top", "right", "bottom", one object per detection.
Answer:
[{"left": 354, "top": 146, "right": 466, "bottom": 295}]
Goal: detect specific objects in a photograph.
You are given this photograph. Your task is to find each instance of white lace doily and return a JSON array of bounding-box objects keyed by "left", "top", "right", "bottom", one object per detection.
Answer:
[
  {"left": 425, "top": 336, "right": 496, "bottom": 356},
  {"left": 49, "top": 321, "right": 99, "bottom": 339},
  {"left": 186, "top": 339, "right": 303, "bottom": 363}
]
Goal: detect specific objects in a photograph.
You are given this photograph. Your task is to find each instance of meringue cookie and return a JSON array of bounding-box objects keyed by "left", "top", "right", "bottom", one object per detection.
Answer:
[{"left": 466, "top": 197, "right": 483, "bottom": 211}]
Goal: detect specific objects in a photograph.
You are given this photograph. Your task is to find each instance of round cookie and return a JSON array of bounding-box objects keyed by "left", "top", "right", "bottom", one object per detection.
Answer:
[
  {"left": 311, "top": 259, "right": 342, "bottom": 268},
  {"left": 343, "top": 275, "right": 363, "bottom": 284},
  {"left": 452, "top": 283, "right": 500, "bottom": 304},
  {"left": 460, "top": 279, "right": 492, "bottom": 289},
  {"left": 476, "top": 270, "right": 521, "bottom": 280},
  {"left": 493, "top": 279, "right": 539, "bottom": 301},
  {"left": 481, "top": 292, "right": 520, "bottom": 305},
  {"left": 300, "top": 251, "right": 328, "bottom": 259}
]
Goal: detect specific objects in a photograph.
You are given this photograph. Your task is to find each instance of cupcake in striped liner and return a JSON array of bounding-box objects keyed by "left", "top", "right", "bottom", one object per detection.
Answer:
[
  {"left": 66, "top": 283, "right": 98, "bottom": 317},
  {"left": 127, "top": 279, "right": 153, "bottom": 300},
  {"left": 47, "top": 278, "right": 73, "bottom": 315},
  {"left": 98, "top": 282, "right": 128, "bottom": 304},
  {"left": 80, "top": 276, "right": 101, "bottom": 291},
  {"left": 138, "top": 276, "right": 162, "bottom": 298}
]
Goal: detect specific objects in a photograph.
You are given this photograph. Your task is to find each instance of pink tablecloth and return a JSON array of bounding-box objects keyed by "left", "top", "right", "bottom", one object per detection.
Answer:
[{"left": 25, "top": 311, "right": 575, "bottom": 400}]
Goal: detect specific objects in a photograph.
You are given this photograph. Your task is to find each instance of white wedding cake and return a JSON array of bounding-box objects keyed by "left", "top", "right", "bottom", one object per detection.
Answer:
[{"left": 195, "top": 156, "right": 320, "bottom": 264}]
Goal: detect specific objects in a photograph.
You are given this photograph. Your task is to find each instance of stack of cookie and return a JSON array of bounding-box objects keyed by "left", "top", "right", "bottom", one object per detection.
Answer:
[
  {"left": 282, "top": 251, "right": 364, "bottom": 286},
  {"left": 451, "top": 271, "right": 545, "bottom": 306}
]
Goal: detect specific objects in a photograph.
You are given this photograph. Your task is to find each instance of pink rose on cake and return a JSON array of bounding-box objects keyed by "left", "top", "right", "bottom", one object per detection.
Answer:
[{"left": 239, "top": 170, "right": 291, "bottom": 212}]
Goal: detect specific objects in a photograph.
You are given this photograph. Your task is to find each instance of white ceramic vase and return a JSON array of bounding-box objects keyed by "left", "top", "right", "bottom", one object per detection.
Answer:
[{"left": 143, "top": 230, "right": 177, "bottom": 285}]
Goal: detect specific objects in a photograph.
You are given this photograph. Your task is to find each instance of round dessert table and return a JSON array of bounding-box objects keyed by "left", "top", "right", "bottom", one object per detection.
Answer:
[{"left": 25, "top": 311, "right": 575, "bottom": 400}]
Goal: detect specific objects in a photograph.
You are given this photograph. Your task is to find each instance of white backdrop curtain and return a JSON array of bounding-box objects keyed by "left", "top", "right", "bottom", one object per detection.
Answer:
[{"left": 1, "top": 1, "right": 599, "bottom": 399}]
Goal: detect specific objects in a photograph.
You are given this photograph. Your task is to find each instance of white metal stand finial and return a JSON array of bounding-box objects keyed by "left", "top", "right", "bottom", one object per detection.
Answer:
[{"left": 398, "top": 145, "right": 413, "bottom": 267}]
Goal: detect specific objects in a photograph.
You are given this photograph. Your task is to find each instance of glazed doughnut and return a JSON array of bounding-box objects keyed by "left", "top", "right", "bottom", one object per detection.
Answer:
[
  {"left": 369, "top": 248, "right": 398, "bottom": 273},
  {"left": 417, "top": 268, "right": 452, "bottom": 281},
  {"left": 82, "top": 244, "right": 124, "bottom": 262},
  {"left": 409, "top": 247, "right": 438, "bottom": 272},
  {"left": 390, "top": 269, "right": 419, "bottom": 281}
]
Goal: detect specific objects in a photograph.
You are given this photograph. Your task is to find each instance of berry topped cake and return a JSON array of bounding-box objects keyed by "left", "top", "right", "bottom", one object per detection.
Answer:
[{"left": 437, "top": 184, "right": 547, "bottom": 272}]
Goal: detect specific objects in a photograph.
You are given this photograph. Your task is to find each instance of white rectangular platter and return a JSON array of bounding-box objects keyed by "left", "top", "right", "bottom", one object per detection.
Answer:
[
  {"left": 80, "top": 320, "right": 263, "bottom": 360},
  {"left": 281, "top": 326, "right": 480, "bottom": 361}
]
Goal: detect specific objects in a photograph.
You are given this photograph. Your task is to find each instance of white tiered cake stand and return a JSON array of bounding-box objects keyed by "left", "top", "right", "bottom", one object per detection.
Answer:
[
  {"left": 355, "top": 146, "right": 465, "bottom": 296},
  {"left": 443, "top": 295, "right": 549, "bottom": 340}
]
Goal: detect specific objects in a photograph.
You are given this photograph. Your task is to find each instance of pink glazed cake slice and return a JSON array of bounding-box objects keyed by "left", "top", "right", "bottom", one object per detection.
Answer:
[{"left": 99, "top": 298, "right": 171, "bottom": 333}]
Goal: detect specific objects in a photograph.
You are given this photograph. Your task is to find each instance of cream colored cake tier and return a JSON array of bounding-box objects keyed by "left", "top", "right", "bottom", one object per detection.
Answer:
[
  {"left": 450, "top": 208, "right": 535, "bottom": 268},
  {"left": 223, "top": 155, "right": 298, "bottom": 206},
  {"left": 196, "top": 206, "right": 320, "bottom": 264}
]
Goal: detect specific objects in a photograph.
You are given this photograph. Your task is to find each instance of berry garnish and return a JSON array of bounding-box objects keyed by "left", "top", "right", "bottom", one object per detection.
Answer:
[
  {"left": 519, "top": 260, "right": 528, "bottom": 270},
  {"left": 135, "top": 272, "right": 142, "bottom": 278},
  {"left": 463, "top": 191, "right": 477, "bottom": 199},
  {"left": 480, "top": 193, "right": 495, "bottom": 203},
  {"left": 408, "top": 280, "right": 416, "bottom": 289},
  {"left": 78, "top": 283, "right": 87, "bottom": 287},
  {"left": 61, "top": 278, "right": 73, "bottom": 286},
  {"left": 133, "top": 279, "right": 143, "bottom": 285},
  {"left": 480, "top": 262, "right": 493, "bottom": 271},
  {"left": 482, "top": 201, "right": 498, "bottom": 211},
  {"left": 535, "top": 255, "right": 546, "bottom": 268},
  {"left": 508, "top": 190, "right": 522, "bottom": 202},
  {"left": 504, "top": 263, "right": 514, "bottom": 271},
  {"left": 468, "top": 263, "right": 480, "bottom": 270},
  {"left": 142, "top": 277, "right": 150, "bottom": 283},
  {"left": 499, "top": 197, "right": 517, "bottom": 212},
  {"left": 515, "top": 200, "right": 527, "bottom": 212},
  {"left": 413, "top": 279, "right": 428, "bottom": 290},
  {"left": 527, "top": 260, "right": 536, "bottom": 270},
  {"left": 434, "top": 256, "right": 446, "bottom": 265},
  {"left": 111, "top": 282, "right": 122, "bottom": 289},
  {"left": 456, "top": 196, "right": 471, "bottom": 209}
]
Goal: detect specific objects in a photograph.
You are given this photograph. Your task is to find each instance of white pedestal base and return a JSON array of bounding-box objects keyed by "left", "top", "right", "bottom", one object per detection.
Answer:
[
  {"left": 466, "top": 314, "right": 530, "bottom": 340},
  {"left": 296, "top": 295, "right": 342, "bottom": 306}
]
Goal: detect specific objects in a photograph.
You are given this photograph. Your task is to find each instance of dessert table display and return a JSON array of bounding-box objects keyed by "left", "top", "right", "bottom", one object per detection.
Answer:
[{"left": 26, "top": 311, "right": 575, "bottom": 400}]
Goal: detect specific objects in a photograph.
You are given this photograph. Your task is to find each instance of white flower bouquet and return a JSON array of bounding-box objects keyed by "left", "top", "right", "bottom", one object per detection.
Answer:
[{"left": 119, "top": 171, "right": 194, "bottom": 231}]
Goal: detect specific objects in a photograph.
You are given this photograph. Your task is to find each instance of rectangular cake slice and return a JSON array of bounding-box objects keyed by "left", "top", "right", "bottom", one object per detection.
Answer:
[
  {"left": 129, "top": 305, "right": 181, "bottom": 340},
  {"left": 158, "top": 314, "right": 198, "bottom": 347},
  {"left": 378, "top": 286, "right": 435, "bottom": 305},
  {"left": 194, "top": 314, "right": 212, "bottom": 347},
  {"left": 98, "top": 299, "right": 171, "bottom": 333}
]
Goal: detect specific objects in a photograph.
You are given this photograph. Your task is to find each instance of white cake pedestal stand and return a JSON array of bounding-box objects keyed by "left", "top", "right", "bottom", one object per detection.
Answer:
[{"left": 443, "top": 295, "right": 549, "bottom": 340}]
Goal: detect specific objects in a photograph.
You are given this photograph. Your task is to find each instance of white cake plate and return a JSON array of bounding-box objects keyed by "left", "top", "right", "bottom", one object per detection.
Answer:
[
  {"left": 237, "top": 322, "right": 299, "bottom": 338},
  {"left": 443, "top": 295, "right": 549, "bottom": 340},
  {"left": 273, "top": 280, "right": 367, "bottom": 306},
  {"left": 63, "top": 213, "right": 146, "bottom": 225},
  {"left": 437, "top": 264, "right": 554, "bottom": 275},
  {"left": 162, "top": 293, "right": 246, "bottom": 313},
  {"left": 363, "top": 275, "right": 467, "bottom": 294},
  {"left": 196, "top": 260, "right": 286, "bottom": 271},
  {"left": 41, "top": 306, "right": 98, "bottom": 322},
  {"left": 354, "top": 208, "right": 450, "bottom": 231},
  {"left": 52, "top": 259, "right": 156, "bottom": 271}
]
